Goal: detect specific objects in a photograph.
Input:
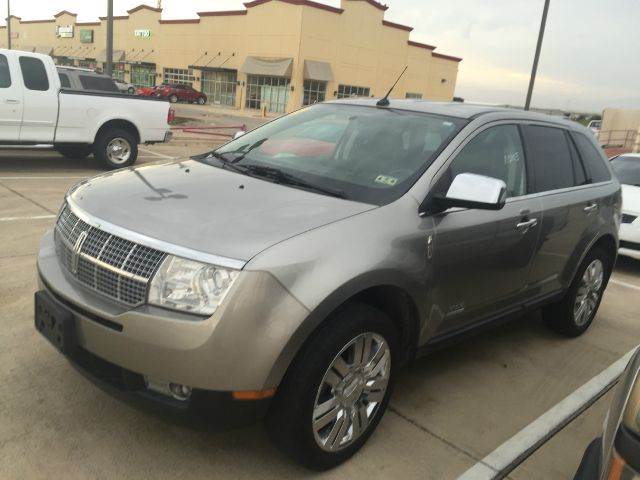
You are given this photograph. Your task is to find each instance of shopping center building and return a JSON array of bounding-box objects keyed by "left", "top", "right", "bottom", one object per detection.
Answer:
[{"left": 1, "top": 0, "right": 462, "bottom": 113}]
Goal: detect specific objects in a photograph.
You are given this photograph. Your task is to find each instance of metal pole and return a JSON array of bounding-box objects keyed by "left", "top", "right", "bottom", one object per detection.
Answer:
[
  {"left": 524, "top": 0, "right": 550, "bottom": 110},
  {"left": 7, "top": 0, "right": 11, "bottom": 50},
  {"left": 105, "top": 0, "right": 113, "bottom": 76}
]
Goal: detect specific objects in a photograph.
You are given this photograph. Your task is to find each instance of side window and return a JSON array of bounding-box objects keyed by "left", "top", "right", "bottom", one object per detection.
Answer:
[
  {"left": 19, "top": 56, "right": 49, "bottom": 91},
  {"left": 565, "top": 132, "right": 588, "bottom": 186},
  {"left": 58, "top": 72, "right": 71, "bottom": 89},
  {"left": 523, "top": 125, "right": 575, "bottom": 192},
  {"left": 79, "top": 75, "right": 119, "bottom": 92},
  {"left": 448, "top": 125, "right": 527, "bottom": 198},
  {"left": 571, "top": 132, "right": 612, "bottom": 183},
  {"left": 0, "top": 54, "right": 11, "bottom": 88}
]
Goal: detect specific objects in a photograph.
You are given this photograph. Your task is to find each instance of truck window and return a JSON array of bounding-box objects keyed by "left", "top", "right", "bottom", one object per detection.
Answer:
[
  {"left": 0, "top": 54, "right": 11, "bottom": 88},
  {"left": 58, "top": 72, "right": 71, "bottom": 89},
  {"left": 19, "top": 56, "right": 49, "bottom": 91},
  {"left": 79, "top": 75, "right": 119, "bottom": 92}
]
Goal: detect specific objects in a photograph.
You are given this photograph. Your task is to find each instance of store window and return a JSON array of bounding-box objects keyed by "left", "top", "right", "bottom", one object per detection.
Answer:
[
  {"left": 201, "top": 69, "right": 237, "bottom": 106},
  {"left": 163, "top": 67, "right": 195, "bottom": 87},
  {"left": 78, "top": 60, "right": 96, "bottom": 70},
  {"left": 302, "top": 80, "right": 327, "bottom": 106},
  {"left": 405, "top": 92, "right": 422, "bottom": 99},
  {"left": 246, "top": 74, "right": 290, "bottom": 113},
  {"left": 337, "top": 84, "right": 370, "bottom": 99},
  {"left": 130, "top": 64, "right": 156, "bottom": 88}
]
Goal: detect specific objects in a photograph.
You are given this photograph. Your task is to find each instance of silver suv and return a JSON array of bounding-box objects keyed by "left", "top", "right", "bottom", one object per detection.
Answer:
[{"left": 35, "top": 100, "right": 620, "bottom": 469}]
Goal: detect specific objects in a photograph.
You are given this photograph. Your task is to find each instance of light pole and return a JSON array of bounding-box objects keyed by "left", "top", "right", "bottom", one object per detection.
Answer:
[
  {"left": 7, "top": 0, "right": 11, "bottom": 50},
  {"left": 524, "top": 0, "right": 551, "bottom": 110},
  {"left": 105, "top": 0, "right": 113, "bottom": 76}
]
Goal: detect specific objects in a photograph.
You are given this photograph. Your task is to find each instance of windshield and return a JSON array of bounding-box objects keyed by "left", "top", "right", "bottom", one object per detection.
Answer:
[
  {"left": 611, "top": 156, "right": 640, "bottom": 186},
  {"left": 196, "top": 103, "right": 466, "bottom": 205}
]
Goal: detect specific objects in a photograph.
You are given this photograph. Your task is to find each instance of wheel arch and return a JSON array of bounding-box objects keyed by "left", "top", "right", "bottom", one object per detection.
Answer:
[
  {"left": 568, "top": 232, "right": 618, "bottom": 288},
  {"left": 94, "top": 119, "right": 141, "bottom": 145}
]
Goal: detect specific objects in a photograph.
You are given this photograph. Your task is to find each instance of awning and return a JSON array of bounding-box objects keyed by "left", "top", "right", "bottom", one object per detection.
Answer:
[
  {"left": 96, "top": 49, "right": 126, "bottom": 63},
  {"left": 34, "top": 46, "right": 53, "bottom": 55},
  {"left": 127, "top": 50, "right": 156, "bottom": 65},
  {"left": 303, "top": 60, "right": 334, "bottom": 82},
  {"left": 241, "top": 56, "right": 293, "bottom": 77}
]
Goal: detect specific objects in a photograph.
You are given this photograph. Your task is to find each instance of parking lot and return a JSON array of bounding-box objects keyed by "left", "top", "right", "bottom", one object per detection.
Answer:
[{"left": 1, "top": 142, "right": 640, "bottom": 479}]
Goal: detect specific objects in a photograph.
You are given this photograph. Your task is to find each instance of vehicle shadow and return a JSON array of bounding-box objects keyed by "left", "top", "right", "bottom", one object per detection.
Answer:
[{"left": 0, "top": 150, "right": 105, "bottom": 173}]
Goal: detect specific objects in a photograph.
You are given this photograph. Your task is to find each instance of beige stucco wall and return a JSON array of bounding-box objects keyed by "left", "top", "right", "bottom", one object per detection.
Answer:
[
  {"left": 602, "top": 108, "right": 640, "bottom": 133},
  {"left": 1, "top": 0, "right": 461, "bottom": 112}
]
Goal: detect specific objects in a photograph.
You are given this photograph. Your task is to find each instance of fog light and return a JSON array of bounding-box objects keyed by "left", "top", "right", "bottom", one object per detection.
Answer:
[{"left": 169, "top": 383, "right": 192, "bottom": 401}]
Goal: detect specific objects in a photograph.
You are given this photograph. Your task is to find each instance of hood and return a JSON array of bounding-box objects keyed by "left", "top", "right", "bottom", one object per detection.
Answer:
[
  {"left": 622, "top": 184, "right": 640, "bottom": 215},
  {"left": 68, "top": 159, "right": 375, "bottom": 262}
]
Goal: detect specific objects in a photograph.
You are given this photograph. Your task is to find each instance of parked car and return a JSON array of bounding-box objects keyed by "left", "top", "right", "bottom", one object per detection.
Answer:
[
  {"left": 588, "top": 119, "right": 602, "bottom": 135},
  {"left": 136, "top": 85, "right": 159, "bottom": 97},
  {"left": 114, "top": 79, "right": 136, "bottom": 94},
  {"left": 0, "top": 49, "right": 172, "bottom": 168},
  {"left": 610, "top": 153, "right": 640, "bottom": 257},
  {"left": 574, "top": 347, "right": 640, "bottom": 480},
  {"left": 57, "top": 66, "right": 119, "bottom": 93},
  {"left": 154, "top": 83, "right": 207, "bottom": 104},
  {"left": 35, "top": 100, "right": 620, "bottom": 470}
]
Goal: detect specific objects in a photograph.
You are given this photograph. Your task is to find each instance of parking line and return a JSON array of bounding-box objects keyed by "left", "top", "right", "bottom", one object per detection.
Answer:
[
  {"left": 457, "top": 346, "right": 638, "bottom": 480},
  {"left": 610, "top": 278, "right": 640, "bottom": 292},
  {"left": 0, "top": 214, "right": 56, "bottom": 222},
  {"left": 139, "top": 147, "right": 176, "bottom": 159}
]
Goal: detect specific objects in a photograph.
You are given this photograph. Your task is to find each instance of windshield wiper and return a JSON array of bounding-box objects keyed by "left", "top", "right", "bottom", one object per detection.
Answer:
[{"left": 242, "top": 164, "right": 346, "bottom": 199}]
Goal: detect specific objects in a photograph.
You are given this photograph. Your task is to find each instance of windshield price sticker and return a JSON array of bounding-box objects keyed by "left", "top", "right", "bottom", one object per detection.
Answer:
[{"left": 375, "top": 175, "right": 399, "bottom": 186}]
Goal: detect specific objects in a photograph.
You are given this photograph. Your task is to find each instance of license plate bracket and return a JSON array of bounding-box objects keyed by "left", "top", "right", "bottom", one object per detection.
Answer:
[{"left": 34, "top": 291, "right": 77, "bottom": 355}]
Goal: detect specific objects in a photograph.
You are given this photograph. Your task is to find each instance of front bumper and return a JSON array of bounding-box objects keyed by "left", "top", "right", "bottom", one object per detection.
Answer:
[{"left": 36, "top": 229, "right": 310, "bottom": 395}]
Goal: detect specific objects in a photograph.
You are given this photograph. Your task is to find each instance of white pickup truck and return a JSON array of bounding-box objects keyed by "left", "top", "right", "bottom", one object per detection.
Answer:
[{"left": 0, "top": 49, "right": 172, "bottom": 169}]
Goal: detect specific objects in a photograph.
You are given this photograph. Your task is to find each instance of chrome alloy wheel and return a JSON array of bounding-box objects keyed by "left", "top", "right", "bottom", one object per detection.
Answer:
[
  {"left": 574, "top": 259, "right": 604, "bottom": 326},
  {"left": 312, "top": 332, "right": 390, "bottom": 452},
  {"left": 106, "top": 137, "right": 132, "bottom": 165}
]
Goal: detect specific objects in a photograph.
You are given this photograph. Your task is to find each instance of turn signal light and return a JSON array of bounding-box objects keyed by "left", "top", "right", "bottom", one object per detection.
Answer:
[{"left": 232, "top": 388, "right": 277, "bottom": 401}]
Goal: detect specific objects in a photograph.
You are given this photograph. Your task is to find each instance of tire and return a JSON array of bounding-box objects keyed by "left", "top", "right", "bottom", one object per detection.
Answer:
[
  {"left": 127, "top": 87, "right": 135, "bottom": 94},
  {"left": 542, "top": 246, "right": 612, "bottom": 337},
  {"left": 169, "top": 94, "right": 178, "bottom": 103},
  {"left": 266, "top": 302, "right": 398, "bottom": 470},
  {"left": 54, "top": 145, "right": 92, "bottom": 159},
  {"left": 197, "top": 97, "right": 205, "bottom": 105},
  {"left": 93, "top": 128, "right": 138, "bottom": 170}
]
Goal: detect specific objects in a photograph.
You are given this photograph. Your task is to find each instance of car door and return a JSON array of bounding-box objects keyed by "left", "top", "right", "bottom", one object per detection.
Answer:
[
  {"left": 0, "top": 53, "right": 23, "bottom": 141},
  {"left": 18, "top": 55, "right": 58, "bottom": 143},
  {"left": 430, "top": 123, "right": 543, "bottom": 334},
  {"left": 521, "top": 125, "right": 606, "bottom": 298}
]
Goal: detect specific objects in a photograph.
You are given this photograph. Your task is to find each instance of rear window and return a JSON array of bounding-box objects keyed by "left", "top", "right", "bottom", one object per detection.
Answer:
[
  {"left": 571, "top": 132, "right": 611, "bottom": 183},
  {"left": 523, "top": 125, "right": 576, "bottom": 192},
  {"left": 19, "top": 56, "right": 49, "bottom": 91},
  {"left": 79, "top": 75, "right": 118, "bottom": 92},
  {"left": 58, "top": 72, "right": 71, "bottom": 88},
  {"left": 0, "top": 54, "right": 11, "bottom": 88}
]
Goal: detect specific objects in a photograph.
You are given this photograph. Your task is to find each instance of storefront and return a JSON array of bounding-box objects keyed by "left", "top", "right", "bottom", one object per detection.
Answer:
[
  {"left": 302, "top": 60, "right": 333, "bottom": 106},
  {"left": 130, "top": 64, "right": 156, "bottom": 88},
  {"left": 163, "top": 67, "right": 195, "bottom": 86},
  {"left": 200, "top": 68, "right": 237, "bottom": 106},
  {"left": 97, "top": 49, "right": 126, "bottom": 80},
  {"left": 242, "top": 57, "right": 292, "bottom": 113}
]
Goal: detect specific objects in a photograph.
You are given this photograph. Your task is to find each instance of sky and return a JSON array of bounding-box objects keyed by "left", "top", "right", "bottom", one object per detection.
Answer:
[{"left": 4, "top": 0, "right": 639, "bottom": 113}]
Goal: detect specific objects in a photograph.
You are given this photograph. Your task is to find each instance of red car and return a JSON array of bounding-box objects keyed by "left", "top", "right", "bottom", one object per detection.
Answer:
[{"left": 154, "top": 83, "right": 207, "bottom": 104}]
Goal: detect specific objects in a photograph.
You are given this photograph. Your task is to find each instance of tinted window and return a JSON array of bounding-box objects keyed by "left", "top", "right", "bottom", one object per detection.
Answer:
[
  {"left": 571, "top": 132, "right": 612, "bottom": 183},
  {"left": 448, "top": 125, "right": 527, "bottom": 198},
  {"left": 79, "top": 75, "right": 118, "bottom": 92},
  {"left": 566, "top": 133, "right": 588, "bottom": 186},
  {"left": 610, "top": 156, "right": 640, "bottom": 186},
  {"left": 58, "top": 72, "right": 71, "bottom": 88},
  {"left": 19, "top": 56, "right": 49, "bottom": 91},
  {"left": 0, "top": 54, "right": 11, "bottom": 88},
  {"left": 524, "top": 126, "right": 575, "bottom": 192}
]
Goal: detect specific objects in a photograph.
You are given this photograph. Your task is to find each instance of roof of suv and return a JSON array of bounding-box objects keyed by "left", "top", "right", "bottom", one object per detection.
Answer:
[{"left": 328, "top": 98, "right": 580, "bottom": 128}]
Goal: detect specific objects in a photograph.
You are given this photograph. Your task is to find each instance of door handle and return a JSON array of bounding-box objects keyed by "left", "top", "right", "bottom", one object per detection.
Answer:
[
  {"left": 4, "top": 99, "right": 20, "bottom": 104},
  {"left": 583, "top": 203, "right": 598, "bottom": 214},
  {"left": 516, "top": 218, "right": 538, "bottom": 231}
]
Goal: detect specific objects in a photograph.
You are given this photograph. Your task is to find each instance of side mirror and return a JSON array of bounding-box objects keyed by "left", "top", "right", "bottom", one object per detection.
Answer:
[
  {"left": 233, "top": 130, "right": 246, "bottom": 140},
  {"left": 433, "top": 173, "right": 507, "bottom": 212}
]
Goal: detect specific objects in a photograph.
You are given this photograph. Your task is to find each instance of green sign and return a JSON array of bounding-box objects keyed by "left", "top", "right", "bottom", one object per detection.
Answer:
[{"left": 80, "top": 29, "right": 94, "bottom": 44}]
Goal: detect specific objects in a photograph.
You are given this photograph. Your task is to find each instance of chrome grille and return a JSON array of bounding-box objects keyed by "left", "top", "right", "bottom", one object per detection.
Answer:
[{"left": 54, "top": 204, "right": 166, "bottom": 306}]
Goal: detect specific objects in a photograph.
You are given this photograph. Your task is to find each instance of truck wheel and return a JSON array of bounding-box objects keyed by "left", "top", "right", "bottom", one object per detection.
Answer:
[
  {"left": 542, "top": 246, "right": 612, "bottom": 337},
  {"left": 93, "top": 128, "right": 138, "bottom": 170},
  {"left": 197, "top": 97, "right": 206, "bottom": 105},
  {"left": 55, "top": 145, "right": 92, "bottom": 159},
  {"left": 266, "top": 302, "right": 397, "bottom": 470},
  {"left": 169, "top": 94, "right": 178, "bottom": 103}
]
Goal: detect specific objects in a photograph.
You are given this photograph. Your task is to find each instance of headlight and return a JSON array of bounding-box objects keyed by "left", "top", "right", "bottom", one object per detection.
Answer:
[{"left": 148, "top": 255, "right": 239, "bottom": 315}]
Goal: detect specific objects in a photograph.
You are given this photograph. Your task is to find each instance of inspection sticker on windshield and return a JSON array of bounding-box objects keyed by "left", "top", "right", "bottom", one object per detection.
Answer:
[{"left": 375, "top": 175, "right": 399, "bottom": 186}]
